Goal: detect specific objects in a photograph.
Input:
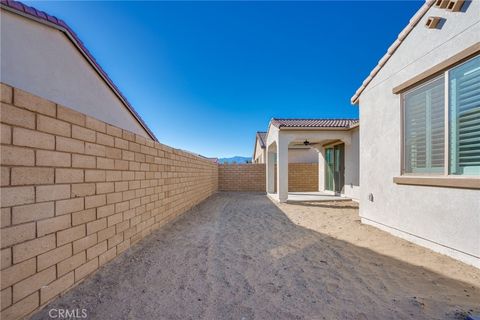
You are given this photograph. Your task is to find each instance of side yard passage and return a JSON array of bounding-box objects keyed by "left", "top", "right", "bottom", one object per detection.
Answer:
[{"left": 31, "top": 193, "right": 480, "bottom": 320}]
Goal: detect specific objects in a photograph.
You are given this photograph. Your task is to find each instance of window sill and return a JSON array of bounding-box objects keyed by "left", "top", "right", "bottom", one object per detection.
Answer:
[{"left": 393, "top": 176, "right": 480, "bottom": 189}]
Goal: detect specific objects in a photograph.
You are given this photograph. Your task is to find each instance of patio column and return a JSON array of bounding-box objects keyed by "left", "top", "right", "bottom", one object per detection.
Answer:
[
  {"left": 277, "top": 137, "right": 289, "bottom": 202},
  {"left": 316, "top": 148, "right": 326, "bottom": 192},
  {"left": 266, "top": 148, "right": 275, "bottom": 194}
]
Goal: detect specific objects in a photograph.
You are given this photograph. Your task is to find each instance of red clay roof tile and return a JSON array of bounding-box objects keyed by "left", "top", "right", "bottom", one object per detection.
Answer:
[{"left": 271, "top": 118, "right": 358, "bottom": 129}]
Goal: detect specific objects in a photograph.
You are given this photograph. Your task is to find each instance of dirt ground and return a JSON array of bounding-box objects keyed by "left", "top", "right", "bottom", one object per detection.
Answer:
[{"left": 31, "top": 192, "right": 480, "bottom": 320}]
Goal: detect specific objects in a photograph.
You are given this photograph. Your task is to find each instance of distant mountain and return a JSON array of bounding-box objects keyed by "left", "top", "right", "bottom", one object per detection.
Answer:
[{"left": 218, "top": 156, "right": 251, "bottom": 164}]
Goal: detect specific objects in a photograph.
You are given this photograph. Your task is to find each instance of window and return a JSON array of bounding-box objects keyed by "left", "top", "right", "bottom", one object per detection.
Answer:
[
  {"left": 449, "top": 56, "right": 480, "bottom": 175},
  {"left": 404, "top": 77, "right": 445, "bottom": 174},
  {"left": 403, "top": 55, "right": 480, "bottom": 176}
]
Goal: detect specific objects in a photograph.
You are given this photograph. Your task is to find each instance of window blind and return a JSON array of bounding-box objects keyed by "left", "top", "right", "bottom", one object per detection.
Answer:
[
  {"left": 404, "top": 77, "right": 445, "bottom": 174},
  {"left": 450, "top": 55, "right": 480, "bottom": 175}
]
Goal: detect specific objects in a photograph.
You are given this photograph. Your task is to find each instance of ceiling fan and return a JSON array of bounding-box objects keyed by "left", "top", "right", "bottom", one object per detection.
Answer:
[{"left": 291, "top": 139, "right": 320, "bottom": 147}]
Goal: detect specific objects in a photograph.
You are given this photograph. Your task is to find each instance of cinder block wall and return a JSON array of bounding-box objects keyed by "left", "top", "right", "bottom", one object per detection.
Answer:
[
  {"left": 218, "top": 164, "right": 265, "bottom": 192},
  {"left": 0, "top": 83, "right": 218, "bottom": 320},
  {"left": 287, "top": 163, "right": 319, "bottom": 192},
  {"left": 219, "top": 163, "right": 318, "bottom": 192}
]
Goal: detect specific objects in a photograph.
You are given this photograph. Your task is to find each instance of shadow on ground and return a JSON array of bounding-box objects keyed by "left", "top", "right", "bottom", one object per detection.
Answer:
[
  {"left": 31, "top": 193, "right": 480, "bottom": 320},
  {"left": 289, "top": 202, "right": 360, "bottom": 209}
]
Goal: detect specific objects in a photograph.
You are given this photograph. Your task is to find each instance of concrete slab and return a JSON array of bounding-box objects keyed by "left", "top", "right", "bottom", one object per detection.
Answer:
[{"left": 269, "top": 191, "right": 351, "bottom": 203}]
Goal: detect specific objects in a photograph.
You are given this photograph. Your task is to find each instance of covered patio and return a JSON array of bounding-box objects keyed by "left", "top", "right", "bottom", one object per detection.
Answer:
[{"left": 265, "top": 119, "right": 359, "bottom": 203}]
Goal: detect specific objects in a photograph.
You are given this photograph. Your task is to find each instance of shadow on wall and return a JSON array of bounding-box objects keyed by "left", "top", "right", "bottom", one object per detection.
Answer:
[{"left": 30, "top": 193, "right": 479, "bottom": 320}]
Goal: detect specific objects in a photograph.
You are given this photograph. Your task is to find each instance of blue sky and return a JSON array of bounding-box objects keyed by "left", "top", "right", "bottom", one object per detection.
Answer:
[{"left": 26, "top": 1, "right": 421, "bottom": 158}]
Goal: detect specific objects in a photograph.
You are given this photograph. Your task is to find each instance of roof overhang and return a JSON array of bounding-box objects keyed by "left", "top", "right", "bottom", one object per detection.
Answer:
[
  {"left": 0, "top": 0, "right": 158, "bottom": 141},
  {"left": 252, "top": 131, "right": 266, "bottom": 160},
  {"left": 278, "top": 126, "right": 356, "bottom": 131},
  {"left": 265, "top": 118, "right": 359, "bottom": 149},
  {"left": 350, "top": 0, "right": 435, "bottom": 105}
]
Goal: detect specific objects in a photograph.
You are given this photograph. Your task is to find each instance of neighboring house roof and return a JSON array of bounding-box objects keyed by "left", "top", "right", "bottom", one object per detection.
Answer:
[
  {"left": 350, "top": 0, "right": 435, "bottom": 104},
  {"left": 0, "top": 0, "right": 158, "bottom": 141},
  {"left": 271, "top": 118, "right": 359, "bottom": 129},
  {"left": 252, "top": 131, "right": 267, "bottom": 161},
  {"left": 257, "top": 131, "right": 267, "bottom": 149}
]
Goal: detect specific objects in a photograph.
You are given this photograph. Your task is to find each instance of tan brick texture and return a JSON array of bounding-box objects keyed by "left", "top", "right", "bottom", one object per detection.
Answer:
[
  {"left": 286, "top": 163, "right": 319, "bottom": 192},
  {"left": 218, "top": 164, "right": 266, "bottom": 192},
  {"left": 0, "top": 84, "right": 218, "bottom": 320},
  {"left": 219, "top": 163, "right": 319, "bottom": 192}
]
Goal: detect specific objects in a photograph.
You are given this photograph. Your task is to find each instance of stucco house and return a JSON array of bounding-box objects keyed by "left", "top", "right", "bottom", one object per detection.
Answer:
[
  {"left": 264, "top": 118, "right": 359, "bottom": 202},
  {"left": 351, "top": 0, "right": 479, "bottom": 267},
  {"left": 1, "top": 0, "right": 156, "bottom": 139},
  {"left": 253, "top": 131, "right": 319, "bottom": 164}
]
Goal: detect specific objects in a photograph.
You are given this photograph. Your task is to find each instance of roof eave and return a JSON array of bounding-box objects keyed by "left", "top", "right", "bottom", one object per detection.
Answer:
[
  {"left": 278, "top": 126, "right": 355, "bottom": 131},
  {"left": 0, "top": 1, "right": 158, "bottom": 141},
  {"left": 256, "top": 131, "right": 267, "bottom": 148},
  {"left": 350, "top": 0, "right": 435, "bottom": 105}
]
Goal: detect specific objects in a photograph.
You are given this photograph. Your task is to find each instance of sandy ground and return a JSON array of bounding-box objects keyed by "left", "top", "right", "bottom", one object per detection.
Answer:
[{"left": 31, "top": 192, "right": 480, "bottom": 320}]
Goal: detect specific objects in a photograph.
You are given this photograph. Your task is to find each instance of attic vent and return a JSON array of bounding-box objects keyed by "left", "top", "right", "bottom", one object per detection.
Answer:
[
  {"left": 447, "top": 0, "right": 465, "bottom": 11},
  {"left": 434, "top": 0, "right": 449, "bottom": 8},
  {"left": 425, "top": 16, "right": 442, "bottom": 29}
]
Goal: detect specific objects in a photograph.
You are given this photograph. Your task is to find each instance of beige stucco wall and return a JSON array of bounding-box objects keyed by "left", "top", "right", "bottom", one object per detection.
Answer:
[
  {"left": 288, "top": 147, "right": 318, "bottom": 163},
  {"left": 0, "top": 10, "right": 151, "bottom": 138},
  {"left": 255, "top": 146, "right": 318, "bottom": 164},
  {"left": 255, "top": 136, "right": 319, "bottom": 164},
  {"left": 316, "top": 128, "right": 360, "bottom": 201},
  {"left": 343, "top": 127, "right": 360, "bottom": 200},
  {"left": 357, "top": 2, "right": 480, "bottom": 267},
  {"left": 253, "top": 139, "right": 265, "bottom": 163}
]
